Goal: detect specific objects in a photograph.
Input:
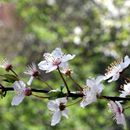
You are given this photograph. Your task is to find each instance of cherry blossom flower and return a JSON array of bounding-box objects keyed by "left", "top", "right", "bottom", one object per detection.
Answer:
[
  {"left": 104, "top": 55, "right": 130, "bottom": 82},
  {"left": 80, "top": 76, "right": 104, "bottom": 108},
  {"left": 47, "top": 97, "right": 68, "bottom": 126},
  {"left": 0, "top": 59, "right": 12, "bottom": 71},
  {"left": 61, "top": 68, "right": 73, "bottom": 76},
  {"left": 24, "top": 63, "right": 39, "bottom": 86},
  {"left": 108, "top": 101, "right": 126, "bottom": 127},
  {"left": 38, "top": 48, "right": 75, "bottom": 73},
  {"left": 60, "top": 64, "right": 73, "bottom": 76},
  {"left": 11, "top": 80, "right": 31, "bottom": 106},
  {"left": 120, "top": 82, "right": 130, "bottom": 97}
]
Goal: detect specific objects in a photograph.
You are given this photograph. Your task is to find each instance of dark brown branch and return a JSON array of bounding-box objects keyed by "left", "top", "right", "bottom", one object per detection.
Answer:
[
  {"left": 101, "top": 96, "right": 130, "bottom": 101},
  {"left": 1, "top": 86, "right": 130, "bottom": 101}
]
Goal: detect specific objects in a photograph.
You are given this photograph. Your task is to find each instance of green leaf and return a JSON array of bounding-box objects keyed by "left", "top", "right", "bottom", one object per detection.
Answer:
[
  {"left": 48, "top": 90, "right": 65, "bottom": 100},
  {"left": 2, "top": 74, "right": 19, "bottom": 83}
]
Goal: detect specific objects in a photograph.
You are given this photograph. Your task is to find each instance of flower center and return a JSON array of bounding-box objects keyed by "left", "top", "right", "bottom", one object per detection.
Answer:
[
  {"left": 32, "top": 70, "right": 39, "bottom": 77},
  {"left": 5, "top": 64, "right": 13, "bottom": 71},
  {"left": 59, "top": 103, "right": 66, "bottom": 111},
  {"left": 24, "top": 87, "right": 32, "bottom": 96},
  {"left": 53, "top": 59, "right": 61, "bottom": 66}
]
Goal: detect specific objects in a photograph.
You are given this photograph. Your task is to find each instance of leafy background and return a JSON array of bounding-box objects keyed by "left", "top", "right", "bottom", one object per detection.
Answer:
[{"left": 0, "top": 0, "right": 130, "bottom": 130}]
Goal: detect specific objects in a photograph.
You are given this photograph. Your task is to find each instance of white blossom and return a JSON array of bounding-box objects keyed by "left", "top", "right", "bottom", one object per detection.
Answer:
[
  {"left": 0, "top": 58, "right": 12, "bottom": 71},
  {"left": 120, "top": 82, "right": 130, "bottom": 97},
  {"left": 108, "top": 101, "right": 126, "bottom": 127},
  {"left": 24, "top": 63, "right": 39, "bottom": 86},
  {"left": 60, "top": 64, "right": 73, "bottom": 75},
  {"left": 104, "top": 55, "right": 130, "bottom": 82},
  {"left": 47, "top": 98, "right": 68, "bottom": 126},
  {"left": 80, "top": 76, "right": 104, "bottom": 108},
  {"left": 73, "top": 26, "right": 82, "bottom": 35},
  {"left": 38, "top": 48, "right": 75, "bottom": 73},
  {"left": 11, "top": 81, "right": 31, "bottom": 106}
]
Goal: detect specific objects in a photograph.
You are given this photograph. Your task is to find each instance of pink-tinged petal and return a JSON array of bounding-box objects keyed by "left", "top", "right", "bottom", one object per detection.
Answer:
[
  {"left": 13, "top": 81, "right": 26, "bottom": 91},
  {"left": 62, "top": 109, "right": 69, "bottom": 118},
  {"left": 47, "top": 101, "right": 59, "bottom": 111},
  {"left": 108, "top": 101, "right": 126, "bottom": 127},
  {"left": 44, "top": 53, "right": 54, "bottom": 62},
  {"left": 116, "top": 113, "right": 126, "bottom": 127},
  {"left": 11, "top": 94, "right": 25, "bottom": 106},
  {"left": 51, "top": 111, "right": 61, "bottom": 126},
  {"left": 24, "top": 63, "right": 39, "bottom": 77},
  {"left": 62, "top": 54, "right": 75, "bottom": 62},
  {"left": 51, "top": 48, "right": 63, "bottom": 58},
  {"left": 27, "top": 76, "right": 34, "bottom": 86}
]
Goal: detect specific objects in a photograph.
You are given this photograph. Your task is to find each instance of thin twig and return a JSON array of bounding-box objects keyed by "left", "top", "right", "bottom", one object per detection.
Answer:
[
  {"left": 10, "top": 68, "right": 19, "bottom": 77},
  {"left": 57, "top": 67, "right": 70, "bottom": 94},
  {"left": 69, "top": 75, "right": 83, "bottom": 91},
  {"left": 32, "top": 93, "right": 50, "bottom": 99},
  {"left": 37, "top": 76, "right": 53, "bottom": 90}
]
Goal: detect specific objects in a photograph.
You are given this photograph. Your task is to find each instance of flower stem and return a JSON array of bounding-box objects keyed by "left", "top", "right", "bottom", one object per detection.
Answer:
[
  {"left": 32, "top": 93, "right": 50, "bottom": 99},
  {"left": 10, "top": 68, "right": 19, "bottom": 77},
  {"left": 37, "top": 76, "right": 53, "bottom": 90},
  {"left": 67, "top": 98, "right": 82, "bottom": 107},
  {"left": 69, "top": 75, "right": 83, "bottom": 91},
  {"left": 57, "top": 67, "right": 70, "bottom": 94}
]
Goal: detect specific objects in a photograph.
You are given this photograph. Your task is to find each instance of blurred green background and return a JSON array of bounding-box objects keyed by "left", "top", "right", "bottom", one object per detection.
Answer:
[{"left": 0, "top": 0, "right": 130, "bottom": 130}]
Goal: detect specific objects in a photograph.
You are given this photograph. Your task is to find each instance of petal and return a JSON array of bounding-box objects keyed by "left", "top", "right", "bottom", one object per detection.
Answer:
[
  {"left": 59, "top": 62, "right": 69, "bottom": 69},
  {"left": 108, "top": 73, "right": 120, "bottom": 82},
  {"left": 47, "top": 101, "right": 59, "bottom": 111},
  {"left": 62, "top": 109, "right": 69, "bottom": 118},
  {"left": 56, "top": 97, "right": 67, "bottom": 105},
  {"left": 95, "top": 75, "right": 105, "bottom": 83},
  {"left": 122, "top": 55, "right": 130, "bottom": 69},
  {"left": 52, "top": 48, "right": 63, "bottom": 58},
  {"left": 27, "top": 76, "right": 34, "bottom": 86},
  {"left": 11, "top": 94, "right": 25, "bottom": 106},
  {"left": 45, "top": 65, "right": 57, "bottom": 73},
  {"left": 62, "top": 54, "right": 75, "bottom": 62},
  {"left": 43, "top": 53, "right": 53, "bottom": 62},
  {"left": 96, "top": 84, "right": 103, "bottom": 94},
  {"left": 80, "top": 91, "right": 97, "bottom": 108},
  {"left": 80, "top": 98, "right": 88, "bottom": 108},
  {"left": 13, "top": 81, "right": 26, "bottom": 91},
  {"left": 86, "top": 79, "right": 94, "bottom": 88},
  {"left": 38, "top": 61, "right": 49, "bottom": 70},
  {"left": 116, "top": 113, "right": 126, "bottom": 127},
  {"left": 51, "top": 111, "right": 61, "bottom": 126},
  {"left": 120, "top": 93, "right": 127, "bottom": 98}
]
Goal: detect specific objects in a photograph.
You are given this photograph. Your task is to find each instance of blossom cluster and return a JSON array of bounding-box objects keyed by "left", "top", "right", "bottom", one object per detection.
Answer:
[{"left": 0, "top": 48, "right": 130, "bottom": 127}]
